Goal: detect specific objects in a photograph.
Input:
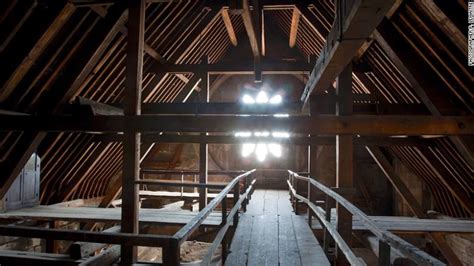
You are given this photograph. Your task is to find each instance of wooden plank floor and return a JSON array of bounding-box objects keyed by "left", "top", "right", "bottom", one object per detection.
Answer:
[
  {"left": 226, "top": 189, "right": 330, "bottom": 266},
  {"left": 0, "top": 206, "right": 223, "bottom": 226}
]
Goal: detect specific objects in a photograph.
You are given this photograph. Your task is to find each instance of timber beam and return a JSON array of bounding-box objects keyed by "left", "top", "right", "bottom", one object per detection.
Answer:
[
  {"left": 94, "top": 134, "right": 432, "bottom": 147},
  {"left": 0, "top": 115, "right": 472, "bottom": 135},
  {"left": 300, "top": 0, "right": 396, "bottom": 106},
  {"left": 151, "top": 60, "right": 312, "bottom": 74}
]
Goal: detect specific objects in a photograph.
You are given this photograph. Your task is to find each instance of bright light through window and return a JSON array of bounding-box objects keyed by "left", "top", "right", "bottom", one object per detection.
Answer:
[
  {"left": 269, "top": 95, "right": 282, "bottom": 104},
  {"left": 235, "top": 131, "right": 290, "bottom": 162},
  {"left": 241, "top": 91, "right": 282, "bottom": 105},
  {"left": 241, "top": 143, "right": 255, "bottom": 157}
]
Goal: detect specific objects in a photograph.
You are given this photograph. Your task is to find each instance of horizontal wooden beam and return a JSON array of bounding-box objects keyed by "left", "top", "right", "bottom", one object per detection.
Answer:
[
  {"left": 0, "top": 225, "right": 170, "bottom": 247},
  {"left": 94, "top": 134, "right": 432, "bottom": 147},
  {"left": 151, "top": 60, "right": 312, "bottom": 74},
  {"left": 0, "top": 115, "right": 471, "bottom": 135},
  {"left": 141, "top": 102, "right": 303, "bottom": 115},
  {"left": 300, "top": 0, "right": 396, "bottom": 105},
  {"left": 0, "top": 250, "right": 77, "bottom": 266}
]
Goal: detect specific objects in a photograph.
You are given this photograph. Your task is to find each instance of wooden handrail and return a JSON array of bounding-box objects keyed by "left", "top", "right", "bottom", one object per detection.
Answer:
[
  {"left": 173, "top": 169, "right": 255, "bottom": 243},
  {"left": 141, "top": 169, "right": 247, "bottom": 175},
  {"left": 288, "top": 170, "right": 445, "bottom": 266},
  {"left": 287, "top": 179, "right": 365, "bottom": 266},
  {"left": 201, "top": 179, "right": 257, "bottom": 265},
  {"left": 135, "top": 180, "right": 227, "bottom": 189}
]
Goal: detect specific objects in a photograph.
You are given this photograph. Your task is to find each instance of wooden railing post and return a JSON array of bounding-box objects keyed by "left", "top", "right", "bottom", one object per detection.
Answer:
[
  {"left": 307, "top": 178, "right": 312, "bottom": 226},
  {"left": 233, "top": 184, "right": 240, "bottom": 227},
  {"left": 294, "top": 177, "right": 299, "bottom": 214},
  {"left": 378, "top": 239, "right": 391, "bottom": 266},
  {"left": 163, "top": 237, "right": 180, "bottom": 266},
  {"left": 221, "top": 195, "right": 228, "bottom": 263},
  {"left": 180, "top": 173, "right": 184, "bottom": 197},
  {"left": 323, "top": 194, "right": 334, "bottom": 254}
]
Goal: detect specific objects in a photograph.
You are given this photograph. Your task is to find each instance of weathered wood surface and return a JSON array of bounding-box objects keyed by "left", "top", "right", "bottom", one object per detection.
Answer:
[
  {"left": 226, "top": 190, "right": 330, "bottom": 266},
  {"left": 0, "top": 206, "right": 224, "bottom": 226},
  {"left": 309, "top": 209, "right": 474, "bottom": 233}
]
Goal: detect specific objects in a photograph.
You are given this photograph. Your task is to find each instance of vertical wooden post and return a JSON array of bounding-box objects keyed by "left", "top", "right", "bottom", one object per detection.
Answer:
[
  {"left": 163, "top": 238, "right": 181, "bottom": 266},
  {"left": 121, "top": 0, "right": 144, "bottom": 264},
  {"left": 378, "top": 240, "right": 391, "bottom": 266},
  {"left": 335, "top": 62, "right": 353, "bottom": 265},
  {"left": 221, "top": 195, "right": 228, "bottom": 262},
  {"left": 198, "top": 56, "right": 209, "bottom": 211},
  {"left": 45, "top": 221, "right": 58, "bottom": 253},
  {"left": 233, "top": 185, "right": 240, "bottom": 226},
  {"left": 323, "top": 194, "right": 334, "bottom": 254},
  {"left": 307, "top": 178, "right": 312, "bottom": 226}
]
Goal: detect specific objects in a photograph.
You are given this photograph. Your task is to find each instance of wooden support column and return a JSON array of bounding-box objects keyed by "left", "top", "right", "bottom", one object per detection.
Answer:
[
  {"left": 199, "top": 56, "right": 209, "bottom": 211},
  {"left": 121, "top": 0, "right": 144, "bottom": 264},
  {"left": 335, "top": 63, "right": 353, "bottom": 265}
]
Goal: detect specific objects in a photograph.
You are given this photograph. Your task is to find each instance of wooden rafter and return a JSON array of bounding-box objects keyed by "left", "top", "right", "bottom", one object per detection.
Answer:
[
  {"left": 300, "top": 0, "right": 396, "bottom": 106},
  {"left": 0, "top": 2, "right": 128, "bottom": 200},
  {"left": 366, "top": 146, "right": 426, "bottom": 218},
  {"left": 289, "top": 7, "right": 300, "bottom": 48},
  {"left": 221, "top": 8, "right": 238, "bottom": 46}
]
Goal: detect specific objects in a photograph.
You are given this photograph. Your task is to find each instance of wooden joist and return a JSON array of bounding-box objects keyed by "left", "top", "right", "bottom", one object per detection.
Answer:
[
  {"left": 151, "top": 60, "right": 312, "bottom": 74},
  {"left": 0, "top": 114, "right": 472, "bottom": 135},
  {"left": 300, "top": 0, "right": 396, "bottom": 106}
]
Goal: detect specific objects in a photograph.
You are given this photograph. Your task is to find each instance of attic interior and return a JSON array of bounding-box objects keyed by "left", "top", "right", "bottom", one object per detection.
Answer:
[{"left": 0, "top": 0, "right": 473, "bottom": 265}]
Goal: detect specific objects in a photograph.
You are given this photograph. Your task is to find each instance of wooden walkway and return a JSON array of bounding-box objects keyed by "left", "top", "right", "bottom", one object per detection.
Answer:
[{"left": 226, "top": 189, "right": 330, "bottom": 266}]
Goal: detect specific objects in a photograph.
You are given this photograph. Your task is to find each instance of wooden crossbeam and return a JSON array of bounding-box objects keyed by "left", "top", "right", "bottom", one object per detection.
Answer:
[
  {"left": 94, "top": 134, "right": 432, "bottom": 147},
  {"left": 0, "top": 115, "right": 472, "bottom": 135},
  {"left": 151, "top": 60, "right": 312, "bottom": 74},
  {"left": 300, "top": 0, "right": 396, "bottom": 106}
]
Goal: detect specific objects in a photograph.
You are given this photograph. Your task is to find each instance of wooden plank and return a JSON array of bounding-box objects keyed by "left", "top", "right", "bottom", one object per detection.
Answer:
[
  {"left": 301, "top": 0, "right": 396, "bottom": 105},
  {"left": 121, "top": 0, "right": 145, "bottom": 263},
  {"left": 246, "top": 215, "right": 266, "bottom": 266},
  {"left": 366, "top": 146, "right": 427, "bottom": 218},
  {"left": 1, "top": 115, "right": 472, "bottom": 135},
  {"left": 226, "top": 214, "right": 253, "bottom": 265},
  {"left": 221, "top": 8, "right": 238, "bottom": 46},
  {"left": 278, "top": 214, "right": 301, "bottom": 266},
  {"left": 289, "top": 7, "right": 300, "bottom": 48},
  {"left": 292, "top": 215, "right": 330, "bottom": 266},
  {"left": 0, "top": 225, "right": 169, "bottom": 247},
  {"left": 0, "top": 206, "right": 224, "bottom": 226}
]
